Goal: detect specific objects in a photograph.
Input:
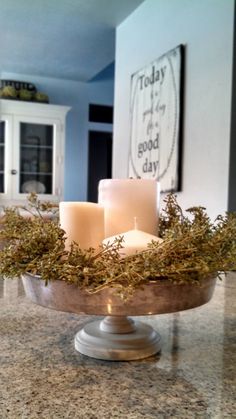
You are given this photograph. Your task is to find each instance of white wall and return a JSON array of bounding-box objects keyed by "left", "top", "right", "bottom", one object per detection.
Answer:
[{"left": 113, "top": 0, "right": 234, "bottom": 219}]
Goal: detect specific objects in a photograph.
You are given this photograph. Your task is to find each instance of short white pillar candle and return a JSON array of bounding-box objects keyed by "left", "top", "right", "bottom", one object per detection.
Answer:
[
  {"left": 103, "top": 218, "right": 163, "bottom": 257},
  {"left": 59, "top": 202, "right": 104, "bottom": 251}
]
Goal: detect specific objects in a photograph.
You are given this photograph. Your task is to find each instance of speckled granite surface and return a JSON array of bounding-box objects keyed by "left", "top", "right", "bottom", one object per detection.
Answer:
[{"left": 0, "top": 273, "right": 235, "bottom": 419}]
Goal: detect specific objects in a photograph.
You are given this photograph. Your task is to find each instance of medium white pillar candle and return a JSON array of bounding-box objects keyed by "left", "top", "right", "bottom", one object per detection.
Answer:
[
  {"left": 59, "top": 202, "right": 104, "bottom": 251},
  {"left": 103, "top": 228, "right": 163, "bottom": 257},
  {"left": 98, "top": 179, "right": 160, "bottom": 238}
]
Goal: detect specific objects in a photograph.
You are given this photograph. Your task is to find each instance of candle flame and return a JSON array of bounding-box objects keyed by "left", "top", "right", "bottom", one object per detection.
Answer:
[
  {"left": 107, "top": 303, "right": 112, "bottom": 314},
  {"left": 134, "top": 217, "right": 138, "bottom": 230}
]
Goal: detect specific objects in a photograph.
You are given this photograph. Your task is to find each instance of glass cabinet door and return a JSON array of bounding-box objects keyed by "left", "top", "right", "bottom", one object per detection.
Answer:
[
  {"left": 0, "top": 121, "right": 5, "bottom": 193},
  {"left": 19, "top": 122, "right": 54, "bottom": 195}
]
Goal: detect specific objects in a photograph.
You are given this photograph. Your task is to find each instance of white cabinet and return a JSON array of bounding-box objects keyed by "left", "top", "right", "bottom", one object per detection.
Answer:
[{"left": 0, "top": 99, "right": 70, "bottom": 205}]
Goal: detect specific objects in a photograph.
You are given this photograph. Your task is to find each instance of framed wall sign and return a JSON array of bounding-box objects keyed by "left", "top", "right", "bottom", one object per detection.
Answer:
[{"left": 128, "top": 45, "right": 184, "bottom": 192}]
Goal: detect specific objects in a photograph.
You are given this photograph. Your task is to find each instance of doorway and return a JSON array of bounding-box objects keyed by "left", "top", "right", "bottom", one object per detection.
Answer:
[{"left": 87, "top": 130, "right": 112, "bottom": 202}]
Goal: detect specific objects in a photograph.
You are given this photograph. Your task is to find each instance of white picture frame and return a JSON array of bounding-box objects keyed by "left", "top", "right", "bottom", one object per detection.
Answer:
[{"left": 128, "top": 45, "right": 184, "bottom": 192}]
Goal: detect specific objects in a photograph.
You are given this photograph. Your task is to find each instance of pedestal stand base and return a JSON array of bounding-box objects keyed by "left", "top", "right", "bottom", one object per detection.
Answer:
[{"left": 74, "top": 316, "right": 161, "bottom": 361}]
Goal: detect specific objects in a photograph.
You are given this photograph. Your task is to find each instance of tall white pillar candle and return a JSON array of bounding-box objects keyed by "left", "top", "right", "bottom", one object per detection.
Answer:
[
  {"left": 98, "top": 179, "right": 159, "bottom": 238},
  {"left": 59, "top": 202, "right": 104, "bottom": 251}
]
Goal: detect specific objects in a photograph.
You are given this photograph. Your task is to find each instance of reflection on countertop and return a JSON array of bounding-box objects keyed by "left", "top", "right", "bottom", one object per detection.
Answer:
[{"left": 0, "top": 273, "right": 235, "bottom": 419}]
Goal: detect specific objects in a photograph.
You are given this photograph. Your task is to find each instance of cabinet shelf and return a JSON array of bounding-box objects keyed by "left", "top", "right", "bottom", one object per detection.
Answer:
[
  {"left": 21, "top": 171, "right": 52, "bottom": 176},
  {"left": 20, "top": 144, "right": 53, "bottom": 149}
]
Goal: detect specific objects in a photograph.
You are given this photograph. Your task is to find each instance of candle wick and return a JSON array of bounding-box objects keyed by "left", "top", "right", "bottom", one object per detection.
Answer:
[{"left": 134, "top": 217, "right": 138, "bottom": 230}]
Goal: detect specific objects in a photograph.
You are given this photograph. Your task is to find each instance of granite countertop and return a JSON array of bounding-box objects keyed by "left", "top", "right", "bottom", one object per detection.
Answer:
[{"left": 0, "top": 273, "right": 235, "bottom": 419}]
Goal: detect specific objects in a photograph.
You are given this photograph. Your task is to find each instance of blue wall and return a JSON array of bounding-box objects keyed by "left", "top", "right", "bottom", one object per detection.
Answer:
[{"left": 1, "top": 70, "right": 114, "bottom": 201}]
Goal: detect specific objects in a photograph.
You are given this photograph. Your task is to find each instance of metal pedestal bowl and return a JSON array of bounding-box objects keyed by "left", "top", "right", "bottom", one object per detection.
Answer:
[{"left": 22, "top": 273, "right": 216, "bottom": 361}]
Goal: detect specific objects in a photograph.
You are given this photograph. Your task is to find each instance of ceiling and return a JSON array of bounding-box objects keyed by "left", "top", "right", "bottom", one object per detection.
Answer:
[{"left": 0, "top": 0, "right": 144, "bottom": 82}]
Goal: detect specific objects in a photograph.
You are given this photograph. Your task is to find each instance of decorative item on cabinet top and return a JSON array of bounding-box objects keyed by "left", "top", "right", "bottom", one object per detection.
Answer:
[
  {"left": 0, "top": 80, "right": 36, "bottom": 92},
  {"left": 0, "top": 79, "right": 49, "bottom": 103}
]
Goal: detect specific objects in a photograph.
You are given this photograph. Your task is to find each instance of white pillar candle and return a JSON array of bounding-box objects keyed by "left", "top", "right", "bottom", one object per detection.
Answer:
[
  {"left": 103, "top": 225, "right": 163, "bottom": 257},
  {"left": 98, "top": 179, "right": 160, "bottom": 238},
  {"left": 59, "top": 202, "right": 104, "bottom": 251}
]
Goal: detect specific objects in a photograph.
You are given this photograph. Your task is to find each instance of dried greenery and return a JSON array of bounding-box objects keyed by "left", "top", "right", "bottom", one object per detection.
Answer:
[{"left": 0, "top": 193, "right": 236, "bottom": 298}]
